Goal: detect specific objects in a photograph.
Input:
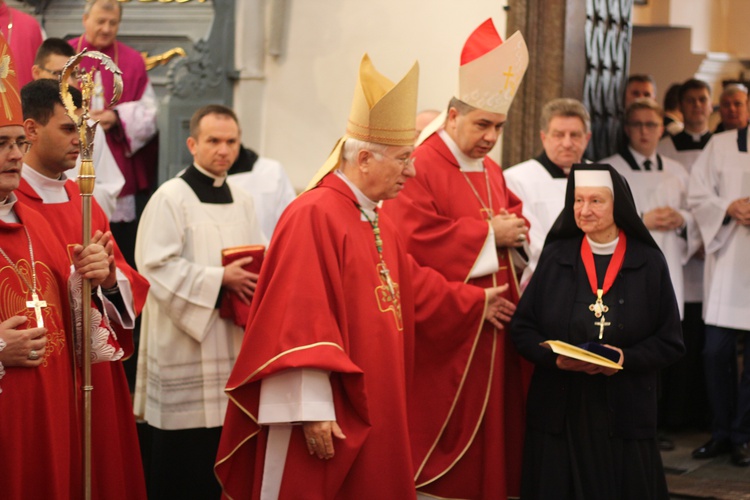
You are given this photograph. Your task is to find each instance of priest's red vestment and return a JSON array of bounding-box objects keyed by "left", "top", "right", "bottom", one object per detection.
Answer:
[
  {"left": 382, "top": 132, "right": 532, "bottom": 499},
  {"left": 216, "top": 173, "right": 488, "bottom": 499},
  {"left": 16, "top": 178, "right": 150, "bottom": 500},
  {"left": 0, "top": 201, "right": 82, "bottom": 498}
]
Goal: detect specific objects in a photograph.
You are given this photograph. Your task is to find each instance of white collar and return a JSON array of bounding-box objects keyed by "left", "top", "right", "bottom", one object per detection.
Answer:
[
  {"left": 685, "top": 129, "right": 709, "bottom": 142},
  {"left": 334, "top": 170, "right": 379, "bottom": 220},
  {"left": 587, "top": 235, "right": 619, "bottom": 255},
  {"left": 0, "top": 193, "right": 19, "bottom": 223},
  {"left": 438, "top": 129, "right": 485, "bottom": 172},
  {"left": 627, "top": 147, "right": 656, "bottom": 169},
  {"left": 194, "top": 163, "right": 227, "bottom": 187},
  {"left": 22, "top": 164, "right": 70, "bottom": 204}
]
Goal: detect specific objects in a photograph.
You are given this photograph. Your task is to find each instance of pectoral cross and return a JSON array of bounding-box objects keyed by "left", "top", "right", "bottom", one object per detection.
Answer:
[
  {"left": 379, "top": 265, "right": 396, "bottom": 301},
  {"left": 26, "top": 292, "right": 47, "bottom": 328},
  {"left": 594, "top": 315, "right": 611, "bottom": 339}
]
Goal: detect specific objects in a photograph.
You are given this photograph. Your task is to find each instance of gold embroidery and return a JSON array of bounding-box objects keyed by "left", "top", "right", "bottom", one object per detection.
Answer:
[{"left": 0, "top": 260, "right": 65, "bottom": 366}]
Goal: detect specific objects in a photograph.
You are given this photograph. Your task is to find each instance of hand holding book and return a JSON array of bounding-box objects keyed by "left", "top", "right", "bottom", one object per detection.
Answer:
[
  {"left": 543, "top": 340, "right": 623, "bottom": 375},
  {"left": 220, "top": 245, "right": 265, "bottom": 327}
]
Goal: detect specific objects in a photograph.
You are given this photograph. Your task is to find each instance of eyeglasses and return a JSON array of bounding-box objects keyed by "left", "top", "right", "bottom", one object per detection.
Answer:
[
  {"left": 626, "top": 121, "right": 660, "bottom": 131},
  {"left": 39, "top": 66, "right": 64, "bottom": 78},
  {"left": 374, "top": 152, "right": 416, "bottom": 168},
  {"left": 0, "top": 139, "right": 32, "bottom": 154}
]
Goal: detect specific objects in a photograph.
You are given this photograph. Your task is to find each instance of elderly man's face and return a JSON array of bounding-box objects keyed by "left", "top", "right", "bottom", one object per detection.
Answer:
[
  {"left": 361, "top": 145, "right": 416, "bottom": 201},
  {"left": 83, "top": 2, "right": 121, "bottom": 50},
  {"left": 186, "top": 113, "right": 241, "bottom": 176},
  {"left": 719, "top": 91, "right": 749, "bottom": 130},
  {"left": 574, "top": 186, "right": 616, "bottom": 242},
  {"left": 446, "top": 107, "right": 505, "bottom": 159},
  {"left": 540, "top": 116, "right": 590, "bottom": 170},
  {"left": 0, "top": 126, "right": 26, "bottom": 201}
]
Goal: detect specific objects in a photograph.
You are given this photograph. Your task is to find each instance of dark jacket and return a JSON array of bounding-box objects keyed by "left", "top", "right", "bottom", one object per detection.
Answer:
[{"left": 510, "top": 236, "right": 685, "bottom": 439}]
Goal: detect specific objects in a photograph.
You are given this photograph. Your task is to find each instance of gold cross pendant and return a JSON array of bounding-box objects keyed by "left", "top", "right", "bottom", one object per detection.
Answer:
[{"left": 26, "top": 292, "right": 48, "bottom": 328}]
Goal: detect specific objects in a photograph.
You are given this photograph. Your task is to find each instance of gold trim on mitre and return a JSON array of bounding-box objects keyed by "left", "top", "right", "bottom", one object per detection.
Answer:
[
  {"left": 0, "top": 33, "right": 22, "bottom": 126},
  {"left": 304, "top": 54, "right": 419, "bottom": 192},
  {"left": 457, "top": 20, "right": 528, "bottom": 115}
]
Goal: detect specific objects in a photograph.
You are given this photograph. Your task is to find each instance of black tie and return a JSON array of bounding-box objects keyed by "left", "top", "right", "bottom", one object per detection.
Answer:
[{"left": 643, "top": 159, "right": 652, "bottom": 171}]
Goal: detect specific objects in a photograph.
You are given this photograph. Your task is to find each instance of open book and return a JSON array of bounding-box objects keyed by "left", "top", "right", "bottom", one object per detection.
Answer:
[
  {"left": 219, "top": 245, "right": 265, "bottom": 327},
  {"left": 544, "top": 340, "right": 623, "bottom": 370}
]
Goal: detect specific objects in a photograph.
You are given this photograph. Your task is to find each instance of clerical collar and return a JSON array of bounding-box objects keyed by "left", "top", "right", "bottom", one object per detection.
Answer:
[
  {"left": 535, "top": 150, "right": 569, "bottom": 178},
  {"left": 334, "top": 170, "right": 379, "bottom": 219},
  {"left": 438, "top": 129, "right": 485, "bottom": 172},
  {"left": 587, "top": 235, "right": 619, "bottom": 255},
  {"left": 627, "top": 147, "right": 656, "bottom": 170},
  {"left": 22, "top": 164, "right": 70, "bottom": 204},
  {"left": 193, "top": 163, "right": 227, "bottom": 187},
  {"left": 685, "top": 129, "right": 709, "bottom": 142},
  {"left": 179, "top": 164, "right": 233, "bottom": 204},
  {"left": 0, "top": 193, "right": 19, "bottom": 223}
]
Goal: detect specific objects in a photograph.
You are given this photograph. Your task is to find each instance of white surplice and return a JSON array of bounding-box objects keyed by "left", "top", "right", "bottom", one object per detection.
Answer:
[{"left": 688, "top": 130, "right": 750, "bottom": 330}]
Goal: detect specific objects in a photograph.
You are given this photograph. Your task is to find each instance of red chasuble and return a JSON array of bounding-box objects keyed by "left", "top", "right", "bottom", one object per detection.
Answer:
[
  {"left": 68, "top": 37, "right": 155, "bottom": 197},
  {"left": 16, "top": 178, "right": 149, "bottom": 500},
  {"left": 381, "top": 132, "right": 532, "bottom": 499},
  {"left": 216, "top": 173, "right": 487, "bottom": 500},
  {"left": 0, "top": 202, "right": 82, "bottom": 498}
]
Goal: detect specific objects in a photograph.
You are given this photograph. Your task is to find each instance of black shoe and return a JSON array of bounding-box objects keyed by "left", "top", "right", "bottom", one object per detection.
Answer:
[
  {"left": 691, "top": 439, "right": 730, "bottom": 459},
  {"left": 657, "top": 433, "right": 675, "bottom": 451},
  {"left": 731, "top": 443, "right": 750, "bottom": 467}
]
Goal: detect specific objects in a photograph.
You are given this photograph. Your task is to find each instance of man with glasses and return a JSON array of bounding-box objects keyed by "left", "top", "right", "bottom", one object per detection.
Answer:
[
  {"left": 505, "top": 98, "right": 591, "bottom": 286},
  {"left": 17, "top": 78, "right": 150, "bottom": 500},
  {"left": 0, "top": 35, "right": 112, "bottom": 498},
  {"left": 31, "top": 37, "right": 125, "bottom": 218},
  {"left": 216, "top": 54, "right": 513, "bottom": 500}
]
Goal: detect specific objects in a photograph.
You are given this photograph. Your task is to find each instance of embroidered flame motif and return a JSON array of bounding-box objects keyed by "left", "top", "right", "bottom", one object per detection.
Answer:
[
  {"left": 0, "top": 260, "right": 66, "bottom": 367},
  {"left": 374, "top": 262, "right": 403, "bottom": 331},
  {"left": 0, "top": 45, "right": 20, "bottom": 122}
]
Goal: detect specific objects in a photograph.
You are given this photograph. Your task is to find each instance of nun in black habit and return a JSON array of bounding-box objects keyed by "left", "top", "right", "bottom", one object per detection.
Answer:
[{"left": 509, "top": 164, "right": 685, "bottom": 500}]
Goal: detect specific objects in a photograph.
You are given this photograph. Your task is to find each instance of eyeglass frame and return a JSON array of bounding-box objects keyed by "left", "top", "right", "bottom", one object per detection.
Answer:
[
  {"left": 0, "top": 139, "right": 32, "bottom": 154},
  {"left": 371, "top": 151, "right": 416, "bottom": 168},
  {"left": 625, "top": 121, "right": 661, "bottom": 131}
]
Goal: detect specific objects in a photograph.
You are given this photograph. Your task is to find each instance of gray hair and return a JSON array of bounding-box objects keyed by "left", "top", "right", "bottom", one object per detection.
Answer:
[
  {"left": 720, "top": 83, "right": 749, "bottom": 101},
  {"left": 540, "top": 98, "right": 591, "bottom": 133},
  {"left": 341, "top": 138, "right": 390, "bottom": 164},
  {"left": 84, "top": 0, "right": 122, "bottom": 19}
]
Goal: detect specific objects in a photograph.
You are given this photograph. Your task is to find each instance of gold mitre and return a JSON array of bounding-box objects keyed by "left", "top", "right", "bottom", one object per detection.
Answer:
[
  {"left": 456, "top": 19, "right": 528, "bottom": 115},
  {"left": 305, "top": 54, "right": 419, "bottom": 191}
]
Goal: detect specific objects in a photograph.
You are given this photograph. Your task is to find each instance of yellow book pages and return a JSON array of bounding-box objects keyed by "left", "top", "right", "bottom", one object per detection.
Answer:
[{"left": 544, "top": 340, "right": 623, "bottom": 370}]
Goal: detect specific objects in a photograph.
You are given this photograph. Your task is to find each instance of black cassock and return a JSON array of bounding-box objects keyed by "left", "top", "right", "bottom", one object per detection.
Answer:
[{"left": 510, "top": 236, "right": 684, "bottom": 500}]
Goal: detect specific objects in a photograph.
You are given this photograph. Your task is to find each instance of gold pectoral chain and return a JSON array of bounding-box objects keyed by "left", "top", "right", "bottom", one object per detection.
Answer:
[
  {"left": 0, "top": 226, "right": 47, "bottom": 327},
  {"left": 358, "top": 207, "right": 397, "bottom": 302}
]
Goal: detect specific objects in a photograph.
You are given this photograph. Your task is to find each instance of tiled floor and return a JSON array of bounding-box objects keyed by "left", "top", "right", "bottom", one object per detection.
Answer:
[{"left": 662, "top": 430, "right": 750, "bottom": 499}]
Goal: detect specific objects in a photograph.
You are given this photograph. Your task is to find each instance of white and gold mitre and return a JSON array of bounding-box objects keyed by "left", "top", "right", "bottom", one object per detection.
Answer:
[
  {"left": 456, "top": 18, "right": 528, "bottom": 115},
  {"left": 305, "top": 54, "right": 419, "bottom": 191}
]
